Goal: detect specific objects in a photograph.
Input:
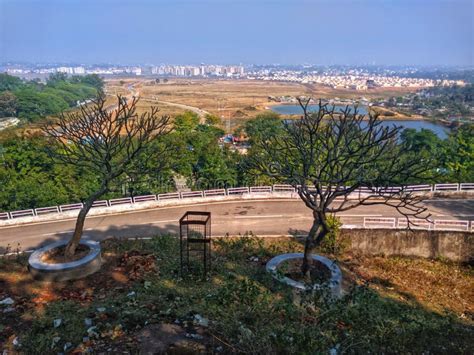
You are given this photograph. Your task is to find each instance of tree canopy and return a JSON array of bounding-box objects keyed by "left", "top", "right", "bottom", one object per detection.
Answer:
[
  {"left": 0, "top": 73, "right": 103, "bottom": 121},
  {"left": 43, "top": 94, "right": 171, "bottom": 256},
  {"left": 250, "top": 99, "right": 435, "bottom": 275},
  {"left": 0, "top": 101, "right": 471, "bottom": 217}
]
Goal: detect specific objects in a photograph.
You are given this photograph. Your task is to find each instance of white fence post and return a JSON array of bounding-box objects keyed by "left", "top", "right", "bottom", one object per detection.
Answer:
[
  {"left": 0, "top": 212, "right": 11, "bottom": 220},
  {"left": 203, "top": 189, "right": 227, "bottom": 197},
  {"left": 91, "top": 200, "right": 109, "bottom": 208},
  {"left": 10, "top": 209, "right": 35, "bottom": 219},
  {"left": 180, "top": 191, "right": 204, "bottom": 199},
  {"left": 397, "top": 218, "right": 434, "bottom": 230},
  {"left": 109, "top": 197, "right": 134, "bottom": 206},
  {"left": 1, "top": 182, "right": 474, "bottom": 225},
  {"left": 249, "top": 186, "right": 273, "bottom": 194},
  {"left": 434, "top": 183, "right": 459, "bottom": 192},
  {"left": 272, "top": 184, "right": 295, "bottom": 193},
  {"left": 460, "top": 183, "right": 474, "bottom": 191},
  {"left": 59, "top": 203, "right": 84, "bottom": 213},
  {"left": 132, "top": 195, "right": 157, "bottom": 203},
  {"left": 35, "top": 206, "right": 60, "bottom": 216},
  {"left": 433, "top": 219, "right": 469, "bottom": 232},
  {"left": 157, "top": 192, "right": 181, "bottom": 200},
  {"left": 227, "top": 187, "right": 250, "bottom": 195},
  {"left": 363, "top": 217, "right": 396, "bottom": 229}
]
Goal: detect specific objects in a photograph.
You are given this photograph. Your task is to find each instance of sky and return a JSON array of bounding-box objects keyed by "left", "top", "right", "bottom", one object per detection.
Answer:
[{"left": 0, "top": 0, "right": 472, "bottom": 66}]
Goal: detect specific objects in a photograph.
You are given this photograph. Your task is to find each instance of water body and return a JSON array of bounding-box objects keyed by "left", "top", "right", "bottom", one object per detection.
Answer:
[
  {"left": 271, "top": 105, "right": 448, "bottom": 139},
  {"left": 272, "top": 104, "right": 369, "bottom": 116}
]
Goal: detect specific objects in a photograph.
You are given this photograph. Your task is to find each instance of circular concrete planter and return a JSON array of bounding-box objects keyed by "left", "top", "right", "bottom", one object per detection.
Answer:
[
  {"left": 28, "top": 239, "right": 102, "bottom": 281},
  {"left": 266, "top": 253, "right": 342, "bottom": 299}
]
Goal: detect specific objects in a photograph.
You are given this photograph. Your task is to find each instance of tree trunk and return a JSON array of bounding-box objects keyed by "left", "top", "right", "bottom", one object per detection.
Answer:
[
  {"left": 65, "top": 204, "right": 92, "bottom": 258},
  {"left": 64, "top": 187, "right": 107, "bottom": 258},
  {"left": 301, "top": 212, "right": 328, "bottom": 276}
]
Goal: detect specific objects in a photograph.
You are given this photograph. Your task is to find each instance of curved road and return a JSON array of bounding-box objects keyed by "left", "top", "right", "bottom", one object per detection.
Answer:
[
  {"left": 113, "top": 81, "right": 209, "bottom": 121},
  {"left": 1, "top": 198, "right": 473, "bottom": 252},
  {"left": 144, "top": 98, "right": 210, "bottom": 120}
]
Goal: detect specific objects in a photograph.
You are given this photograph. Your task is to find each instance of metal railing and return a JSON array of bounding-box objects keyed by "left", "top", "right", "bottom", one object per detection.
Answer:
[
  {"left": 0, "top": 183, "right": 473, "bottom": 231},
  {"left": 364, "top": 217, "right": 472, "bottom": 232}
]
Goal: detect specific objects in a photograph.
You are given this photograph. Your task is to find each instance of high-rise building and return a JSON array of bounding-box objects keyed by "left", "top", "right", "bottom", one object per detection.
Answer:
[
  {"left": 73, "top": 66, "right": 85, "bottom": 74},
  {"left": 57, "top": 67, "right": 74, "bottom": 74}
]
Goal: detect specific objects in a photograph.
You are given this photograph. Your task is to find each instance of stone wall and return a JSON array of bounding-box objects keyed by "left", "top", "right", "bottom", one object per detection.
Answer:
[{"left": 342, "top": 229, "right": 473, "bottom": 263}]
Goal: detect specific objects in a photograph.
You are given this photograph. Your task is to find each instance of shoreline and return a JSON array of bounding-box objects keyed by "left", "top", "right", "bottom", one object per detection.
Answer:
[
  {"left": 265, "top": 102, "right": 426, "bottom": 122},
  {"left": 278, "top": 114, "right": 430, "bottom": 122}
]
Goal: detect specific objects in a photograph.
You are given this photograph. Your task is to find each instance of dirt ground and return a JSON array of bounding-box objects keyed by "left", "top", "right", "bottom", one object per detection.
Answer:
[
  {"left": 0, "top": 236, "right": 472, "bottom": 353},
  {"left": 105, "top": 78, "right": 418, "bottom": 128}
]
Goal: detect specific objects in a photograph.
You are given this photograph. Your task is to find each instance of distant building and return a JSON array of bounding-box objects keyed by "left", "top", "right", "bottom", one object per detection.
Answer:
[
  {"left": 73, "top": 66, "right": 85, "bottom": 74},
  {"left": 57, "top": 67, "right": 74, "bottom": 74},
  {"left": 366, "top": 79, "right": 376, "bottom": 89}
]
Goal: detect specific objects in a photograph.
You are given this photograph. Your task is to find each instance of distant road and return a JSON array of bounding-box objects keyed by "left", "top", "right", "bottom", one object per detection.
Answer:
[
  {"left": 145, "top": 98, "right": 209, "bottom": 120},
  {"left": 104, "top": 81, "right": 140, "bottom": 111},
  {"left": 1, "top": 198, "right": 473, "bottom": 252},
  {"left": 107, "top": 82, "right": 208, "bottom": 122}
]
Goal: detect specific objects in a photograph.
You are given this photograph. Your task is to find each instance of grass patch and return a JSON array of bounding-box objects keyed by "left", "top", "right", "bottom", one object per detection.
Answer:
[{"left": 1, "top": 235, "right": 472, "bottom": 353}]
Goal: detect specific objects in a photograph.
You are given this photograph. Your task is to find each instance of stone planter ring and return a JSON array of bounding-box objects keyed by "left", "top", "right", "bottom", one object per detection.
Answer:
[
  {"left": 266, "top": 253, "right": 342, "bottom": 299},
  {"left": 28, "top": 238, "right": 102, "bottom": 281}
]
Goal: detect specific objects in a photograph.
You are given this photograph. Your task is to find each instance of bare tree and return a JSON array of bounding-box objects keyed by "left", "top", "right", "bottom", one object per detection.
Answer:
[
  {"left": 253, "top": 98, "right": 434, "bottom": 276},
  {"left": 43, "top": 94, "right": 172, "bottom": 258}
]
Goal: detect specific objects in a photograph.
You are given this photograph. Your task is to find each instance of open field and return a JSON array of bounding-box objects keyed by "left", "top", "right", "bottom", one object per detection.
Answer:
[
  {"left": 1, "top": 236, "right": 472, "bottom": 353},
  {"left": 0, "top": 78, "right": 420, "bottom": 138},
  {"left": 0, "top": 77, "right": 422, "bottom": 139},
  {"left": 105, "top": 78, "right": 419, "bottom": 130}
]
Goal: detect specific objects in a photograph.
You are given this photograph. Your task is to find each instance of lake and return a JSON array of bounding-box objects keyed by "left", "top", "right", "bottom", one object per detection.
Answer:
[
  {"left": 271, "top": 104, "right": 369, "bottom": 115},
  {"left": 270, "top": 104, "right": 449, "bottom": 139}
]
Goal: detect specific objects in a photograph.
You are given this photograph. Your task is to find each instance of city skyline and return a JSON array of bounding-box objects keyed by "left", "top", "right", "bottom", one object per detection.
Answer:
[{"left": 0, "top": 0, "right": 472, "bottom": 67}]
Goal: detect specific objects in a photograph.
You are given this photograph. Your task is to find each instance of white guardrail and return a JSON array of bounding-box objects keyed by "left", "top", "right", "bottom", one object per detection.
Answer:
[
  {"left": 365, "top": 217, "right": 472, "bottom": 232},
  {"left": 0, "top": 183, "right": 473, "bottom": 232}
]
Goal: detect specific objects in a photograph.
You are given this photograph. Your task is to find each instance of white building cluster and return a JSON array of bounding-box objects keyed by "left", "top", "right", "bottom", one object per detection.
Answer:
[
  {"left": 4, "top": 64, "right": 465, "bottom": 89},
  {"left": 151, "top": 65, "right": 244, "bottom": 77},
  {"left": 56, "top": 66, "right": 85, "bottom": 74},
  {"left": 6, "top": 64, "right": 244, "bottom": 77},
  {"left": 86, "top": 67, "right": 142, "bottom": 75},
  {"left": 6, "top": 66, "right": 142, "bottom": 76},
  {"left": 247, "top": 71, "right": 463, "bottom": 89}
]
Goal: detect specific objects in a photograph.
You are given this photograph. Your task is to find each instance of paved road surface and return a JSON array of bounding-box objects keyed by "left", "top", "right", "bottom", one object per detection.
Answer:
[{"left": 1, "top": 198, "right": 473, "bottom": 252}]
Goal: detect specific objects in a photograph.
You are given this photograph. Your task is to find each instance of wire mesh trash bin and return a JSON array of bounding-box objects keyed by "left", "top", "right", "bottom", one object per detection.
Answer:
[{"left": 179, "top": 211, "right": 211, "bottom": 277}]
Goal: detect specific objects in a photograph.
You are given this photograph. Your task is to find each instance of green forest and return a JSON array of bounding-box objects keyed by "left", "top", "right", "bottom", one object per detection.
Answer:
[
  {"left": 0, "top": 72, "right": 103, "bottom": 122},
  {"left": 0, "top": 106, "right": 473, "bottom": 212}
]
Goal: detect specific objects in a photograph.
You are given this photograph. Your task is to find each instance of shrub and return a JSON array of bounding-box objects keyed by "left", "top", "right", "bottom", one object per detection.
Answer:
[{"left": 319, "top": 215, "right": 348, "bottom": 255}]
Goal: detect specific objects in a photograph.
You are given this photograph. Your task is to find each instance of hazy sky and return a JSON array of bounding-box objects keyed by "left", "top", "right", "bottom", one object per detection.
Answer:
[{"left": 0, "top": 0, "right": 472, "bottom": 66}]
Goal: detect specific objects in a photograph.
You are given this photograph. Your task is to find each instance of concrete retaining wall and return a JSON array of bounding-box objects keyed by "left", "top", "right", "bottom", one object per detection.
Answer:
[{"left": 343, "top": 229, "right": 473, "bottom": 263}]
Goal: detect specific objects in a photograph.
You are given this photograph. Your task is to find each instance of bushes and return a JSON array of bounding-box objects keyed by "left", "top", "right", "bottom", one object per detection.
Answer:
[
  {"left": 4, "top": 237, "right": 473, "bottom": 353},
  {"left": 319, "top": 215, "right": 348, "bottom": 255}
]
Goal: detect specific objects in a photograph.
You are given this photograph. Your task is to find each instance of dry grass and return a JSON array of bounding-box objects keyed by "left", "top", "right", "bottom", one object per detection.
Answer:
[
  {"left": 342, "top": 254, "right": 474, "bottom": 318},
  {"left": 1, "top": 236, "right": 472, "bottom": 353},
  {"left": 104, "top": 78, "right": 418, "bottom": 127},
  {"left": 1, "top": 239, "right": 471, "bottom": 322}
]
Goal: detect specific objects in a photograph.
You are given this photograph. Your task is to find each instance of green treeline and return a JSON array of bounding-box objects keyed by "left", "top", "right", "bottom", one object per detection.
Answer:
[
  {"left": 0, "top": 109, "right": 472, "bottom": 212},
  {"left": 0, "top": 111, "right": 239, "bottom": 211},
  {"left": 0, "top": 72, "right": 103, "bottom": 121},
  {"left": 243, "top": 113, "right": 473, "bottom": 185}
]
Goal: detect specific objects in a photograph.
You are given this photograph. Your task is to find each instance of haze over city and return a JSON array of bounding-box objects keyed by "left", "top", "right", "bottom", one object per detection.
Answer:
[
  {"left": 0, "top": 1, "right": 474, "bottom": 353},
  {"left": 1, "top": 0, "right": 473, "bottom": 66}
]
